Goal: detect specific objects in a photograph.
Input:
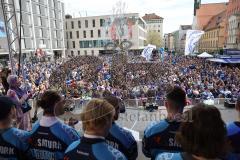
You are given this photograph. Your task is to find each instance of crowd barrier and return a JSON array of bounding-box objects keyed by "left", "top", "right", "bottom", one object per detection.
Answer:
[{"left": 28, "top": 97, "right": 231, "bottom": 116}]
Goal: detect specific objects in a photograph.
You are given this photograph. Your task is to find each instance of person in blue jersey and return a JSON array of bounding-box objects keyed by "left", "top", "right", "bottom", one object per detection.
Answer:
[
  {"left": 64, "top": 99, "right": 127, "bottom": 160},
  {"left": 0, "top": 96, "right": 31, "bottom": 160},
  {"left": 27, "top": 90, "right": 80, "bottom": 160},
  {"left": 104, "top": 96, "right": 138, "bottom": 160},
  {"left": 226, "top": 95, "right": 240, "bottom": 159},
  {"left": 156, "top": 103, "right": 228, "bottom": 160},
  {"left": 142, "top": 86, "right": 187, "bottom": 159}
]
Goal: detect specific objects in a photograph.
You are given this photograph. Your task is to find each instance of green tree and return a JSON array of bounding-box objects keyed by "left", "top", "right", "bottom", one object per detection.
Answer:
[{"left": 146, "top": 31, "right": 163, "bottom": 48}]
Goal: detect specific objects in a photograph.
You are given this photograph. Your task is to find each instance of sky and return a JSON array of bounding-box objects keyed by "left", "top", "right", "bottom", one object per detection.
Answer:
[{"left": 64, "top": 0, "right": 228, "bottom": 34}]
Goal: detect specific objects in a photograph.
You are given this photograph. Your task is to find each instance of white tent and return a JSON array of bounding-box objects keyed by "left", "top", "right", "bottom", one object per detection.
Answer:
[{"left": 197, "top": 52, "right": 213, "bottom": 58}]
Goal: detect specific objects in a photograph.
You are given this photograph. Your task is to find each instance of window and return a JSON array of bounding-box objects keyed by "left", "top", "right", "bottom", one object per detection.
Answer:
[
  {"left": 76, "top": 31, "right": 79, "bottom": 38},
  {"left": 100, "top": 19, "right": 105, "bottom": 27},
  {"left": 92, "top": 19, "right": 95, "bottom": 27},
  {"left": 85, "top": 20, "right": 88, "bottom": 28},
  {"left": 36, "top": 5, "right": 40, "bottom": 14},
  {"left": 21, "top": 39, "right": 26, "bottom": 49},
  {"left": 66, "top": 32, "right": 68, "bottom": 39},
  {"left": 91, "top": 30, "right": 93, "bottom": 38},
  {"left": 39, "top": 29, "right": 43, "bottom": 38},
  {"left": 91, "top": 50, "right": 94, "bottom": 56},
  {"left": 37, "top": 17, "right": 42, "bottom": 26},
  {"left": 72, "top": 41, "right": 75, "bottom": 48},
  {"left": 83, "top": 31, "right": 86, "bottom": 38},
  {"left": 66, "top": 22, "right": 67, "bottom": 29},
  {"left": 98, "top": 29, "right": 101, "bottom": 37},
  {"left": 67, "top": 41, "right": 69, "bottom": 49},
  {"left": 78, "top": 51, "right": 80, "bottom": 55},
  {"left": 71, "top": 21, "right": 74, "bottom": 29},
  {"left": 71, "top": 51, "right": 74, "bottom": 56},
  {"left": 54, "top": 30, "right": 57, "bottom": 38},
  {"left": 78, "top": 21, "right": 81, "bottom": 28},
  {"left": 70, "top": 31, "right": 72, "bottom": 39},
  {"left": 84, "top": 50, "right": 87, "bottom": 55}
]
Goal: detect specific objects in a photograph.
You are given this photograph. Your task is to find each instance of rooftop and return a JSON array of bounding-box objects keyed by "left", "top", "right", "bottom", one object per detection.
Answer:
[
  {"left": 204, "top": 10, "right": 226, "bottom": 31},
  {"left": 180, "top": 25, "right": 192, "bottom": 30},
  {"left": 142, "top": 13, "right": 164, "bottom": 21}
]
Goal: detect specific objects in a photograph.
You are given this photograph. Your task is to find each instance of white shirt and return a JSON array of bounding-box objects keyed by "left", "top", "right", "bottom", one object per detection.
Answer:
[{"left": 40, "top": 116, "right": 59, "bottom": 127}]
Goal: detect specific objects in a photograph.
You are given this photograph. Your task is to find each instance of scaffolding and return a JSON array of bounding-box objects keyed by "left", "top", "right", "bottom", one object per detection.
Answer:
[{"left": 1, "top": 0, "right": 21, "bottom": 74}]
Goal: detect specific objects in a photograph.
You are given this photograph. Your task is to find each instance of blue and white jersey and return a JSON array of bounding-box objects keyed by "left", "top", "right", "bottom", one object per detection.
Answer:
[
  {"left": 106, "top": 122, "right": 138, "bottom": 160},
  {"left": 0, "top": 128, "right": 31, "bottom": 160},
  {"left": 28, "top": 121, "right": 80, "bottom": 160},
  {"left": 142, "top": 119, "right": 182, "bottom": 159},
  {"left": 227, "top": 121, "right": 240, "bottom": 159},
  {"left": 64, "top": 136, "right": 127, "bottom": 160}
]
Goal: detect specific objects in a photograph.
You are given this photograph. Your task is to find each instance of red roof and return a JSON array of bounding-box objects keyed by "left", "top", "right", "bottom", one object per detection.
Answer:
[
  {"left": 204, "top": 10, "right": 226, "bottom": 31},
  {"left": 142, "top": 13, "right": 163, "bottom": 20}
]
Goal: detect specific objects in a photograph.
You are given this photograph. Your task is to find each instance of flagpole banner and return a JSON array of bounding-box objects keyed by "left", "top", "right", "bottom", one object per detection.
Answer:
[
  {"left": 141, "top": 44, "right": 156, "bottom": 61},
  {"left": 0, "top": 21, "right": 6, "bottom": 38},
  {"left": 185, "top": 30, "right": 204, "bottom": 55}
]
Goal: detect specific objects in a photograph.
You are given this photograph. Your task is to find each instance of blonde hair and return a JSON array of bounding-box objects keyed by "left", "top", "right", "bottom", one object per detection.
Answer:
[{"left": 81, "top": 99, "right": 115, "bottom": 131}]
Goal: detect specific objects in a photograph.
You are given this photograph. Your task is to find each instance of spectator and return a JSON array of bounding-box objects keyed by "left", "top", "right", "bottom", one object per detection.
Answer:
[
  {"left": 28, "top": 90, "right": 80, "bottom": 160},
  {"left": 156, "top": 103, "right": 227, "bottom": 160},
  {"left": 142, "top": 86, "right": 186, "bottom": 159},
  {"left": 104, "top": 96, "right": 138, "bottom": 160},
  {"left": 226, "top": 95, "right": 240, "bottom": 159},
  {"left": 7, "top": 75, "right": 32, "bottom": 131},
  {"left": 0, "top": 96, "right": 31, "bottom": 159},
  {"left": 64, "top": 99, "right": 127, "bottom": 160}
]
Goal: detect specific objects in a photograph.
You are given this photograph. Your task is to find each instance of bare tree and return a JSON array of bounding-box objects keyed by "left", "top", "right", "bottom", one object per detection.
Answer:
[{"left": 111, "top": 0, "right": 128, "bottom": 45}]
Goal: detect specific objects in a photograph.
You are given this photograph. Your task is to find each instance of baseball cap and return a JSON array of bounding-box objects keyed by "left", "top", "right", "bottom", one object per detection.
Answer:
[{"left": 0, "top": 96, "right": 16, "bottom": 121}]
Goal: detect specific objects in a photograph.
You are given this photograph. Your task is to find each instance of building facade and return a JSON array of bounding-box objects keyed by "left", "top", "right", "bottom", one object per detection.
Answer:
[
  {"left": 0, "top": 0, "right": 65, "bottom": 59},
  {"left": 142, "top": 13, "right": 163, "bottom": 38},
  {"left": 174, "top": 25, "right": 192, "bottom": 54},
  {"left": 65, "top": 13, "right": 147, "bottom": 56},
  {"left": 164, "top": 33, "right": 175, "bottom": 52},
  {"left": 199, "top": 11, "right": 226, "bottom": 53},
  {"left": 225, "top": 0, "right": 240, "bottom": 46},
  {"left": 193, "top": 2, "right": 228, "bottom": 30},
  {"left": 227, "top": 13, "right": 240, "bottom": 49}
]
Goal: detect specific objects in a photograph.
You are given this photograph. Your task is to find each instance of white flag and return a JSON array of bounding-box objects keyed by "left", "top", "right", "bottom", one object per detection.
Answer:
[
  {"left": 141, "top": 44, "right": 156, "bottom": 61},
  {"left": 185, "top": 30, "right": 204, "bottom": 55}
]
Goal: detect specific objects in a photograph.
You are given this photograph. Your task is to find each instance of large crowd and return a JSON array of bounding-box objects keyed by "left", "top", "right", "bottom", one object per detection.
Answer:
[{"left": 0, "top": 53, "right": 240, "bottom": 159}]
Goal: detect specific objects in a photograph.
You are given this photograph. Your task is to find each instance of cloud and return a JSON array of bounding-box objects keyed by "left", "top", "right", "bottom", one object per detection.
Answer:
[{"left": 64, "top": 0, "right": 228, "bottom": 33}]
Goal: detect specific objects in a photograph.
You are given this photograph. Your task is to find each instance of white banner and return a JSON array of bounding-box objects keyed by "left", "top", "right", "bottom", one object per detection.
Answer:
[
  {"left": 0, "top": 21, "right": 6, "bottom": 38},
  {"left": 141, "top": 44, "right": 156, "bottom": 61},
  {"left": 185, "top": 30, "right": 204, "bottom": 55}
]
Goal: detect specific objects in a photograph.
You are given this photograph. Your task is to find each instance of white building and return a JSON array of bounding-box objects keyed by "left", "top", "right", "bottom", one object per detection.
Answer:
[
  {"left": 142, "top": 13, "right": 163, "bottom": 38},
  {"left": 65, "top": 13, "right": 147, "bottom": 56},
  {"left": 0, "top": 0, "right": 65, "bottom": 59},
  {"left": 227, "top": 13, "right": 240, "bottom": 49},
  {"left": 177, "top": 25, "right": 192, "bottom": 53}
]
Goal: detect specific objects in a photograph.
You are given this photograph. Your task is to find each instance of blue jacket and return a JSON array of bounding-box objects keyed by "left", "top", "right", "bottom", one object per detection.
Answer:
[
  {"left": 0, "top": 128, "right": 31, "bottom": 160},
  {"left": 142, "top": 119, "right": 182, "bottom": 159},
  {"left": 64, "top": 136, "right": 127, "bottom": 160},
  {"left": 226, "top": 122, "right": 240, "bottom": 160},
  {"left": 106, "top": 122, "right": 138, "bottom": 160},
  {"left": 28, "top": 121, "right": 80, "bottom": 160}
]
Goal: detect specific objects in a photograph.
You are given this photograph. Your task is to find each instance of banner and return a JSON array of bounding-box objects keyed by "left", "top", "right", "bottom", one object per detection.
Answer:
[
  {"left": 185, "top": 30, "right": 204, "bottom": 55},
  {"left": 141, "top": 44, "right": 156, "bottom": 61},
  {"left": 0, "top": 21, "right": 6, "bottom": 38}
]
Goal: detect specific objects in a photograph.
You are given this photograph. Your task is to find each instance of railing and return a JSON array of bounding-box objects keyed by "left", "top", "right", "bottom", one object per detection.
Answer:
[{"left": 29, "top": 97, "right": 232, "bottom": 113}]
